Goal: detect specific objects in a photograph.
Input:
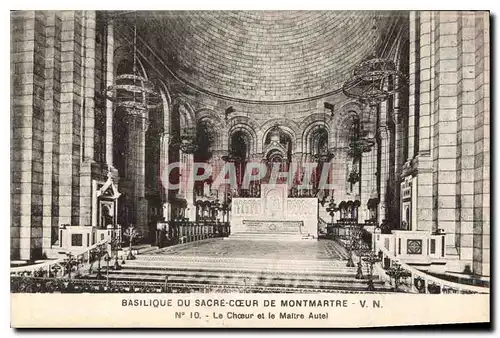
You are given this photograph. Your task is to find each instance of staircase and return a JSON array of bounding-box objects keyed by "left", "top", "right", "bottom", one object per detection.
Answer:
[
  {"left": 226, "top": 231, "right": 310, "bottom": 241},
  {"left": 91, "top": 245, "right": 391, "bottom": 292}
]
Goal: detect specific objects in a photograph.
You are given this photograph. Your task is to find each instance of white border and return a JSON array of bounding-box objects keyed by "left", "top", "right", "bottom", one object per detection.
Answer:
[{"left": 1, "top": 2, "right": 497, "bottom": 337}]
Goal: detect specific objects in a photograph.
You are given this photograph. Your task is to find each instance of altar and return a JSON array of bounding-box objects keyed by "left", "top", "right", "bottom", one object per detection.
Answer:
[{"left": 229, "top": 184, "right": 318, "bottom": 241}]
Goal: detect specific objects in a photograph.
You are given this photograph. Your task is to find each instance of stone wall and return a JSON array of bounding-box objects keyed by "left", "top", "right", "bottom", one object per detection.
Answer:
[
  {"left": 404, "top": 11, "right": 489, "bottom": 276},
  {"left": 11, "top": 10, "right": 108, "bottom": 260}
]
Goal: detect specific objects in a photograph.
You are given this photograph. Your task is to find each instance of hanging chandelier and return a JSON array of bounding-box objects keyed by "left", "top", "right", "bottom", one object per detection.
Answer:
[
  {"left": 105, "top": 13, "right": 161, "bottom": 126},
  {"left": 342, "top": 56, "right": 406, "bottom": 107},
  {"left": 342, "top": 55, "right": 406, "bottom": 156}
]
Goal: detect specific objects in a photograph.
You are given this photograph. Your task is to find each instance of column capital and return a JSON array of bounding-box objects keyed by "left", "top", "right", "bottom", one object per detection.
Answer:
[
  {"left": 210, "top": 149, "right": 228, "bottom": 162},
  {"left": 179, "top": 142, "right": 196, "bottom": 154},
  {"left": 248, "top": 153, "right": 264, "bottom": 162},
  {"left": 377, "top": 125, "right": 389, "bottom": 137}
]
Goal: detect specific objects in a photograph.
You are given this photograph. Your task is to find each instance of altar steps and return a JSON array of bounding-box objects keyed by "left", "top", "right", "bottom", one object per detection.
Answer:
[
  {"left": 90, "top": 253, "right": 389, "bottom": 292},
  {"left": 227, "top": 231, "right": 308, "bottom": 241},
  {"left": 127, "top": 256, "right": 351, "bottom": 271},
  {"left": 96, "top": 272, "right": 385, "bottom": 291}
]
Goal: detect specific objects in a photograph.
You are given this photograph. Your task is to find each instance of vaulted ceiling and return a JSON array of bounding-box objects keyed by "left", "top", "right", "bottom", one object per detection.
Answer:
[{"left": 114, "top": 11, "right": 402, "bottom": 102}]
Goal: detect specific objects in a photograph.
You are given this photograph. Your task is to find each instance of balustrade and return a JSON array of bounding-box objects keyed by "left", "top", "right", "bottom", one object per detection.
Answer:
[
  {"left": 10, "top": 238, "right": 111, "bottom": 279},
  {"left": 156, "top": 219, "right": 230, "bottom": 247},
  {"left": 375, "top": 243, "right": 489, "bottom": 294}
]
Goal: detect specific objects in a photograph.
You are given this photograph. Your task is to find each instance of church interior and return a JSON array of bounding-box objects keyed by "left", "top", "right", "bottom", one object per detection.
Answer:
[{"left": 10, "top": 10, "right": 490, "bottom": 293}]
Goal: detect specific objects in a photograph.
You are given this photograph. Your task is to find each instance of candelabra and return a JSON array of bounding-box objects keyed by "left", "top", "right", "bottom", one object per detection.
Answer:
[
  {"left": 363, "top": 251, "right": 382, "bottom": 291},
  {"left": 63, "top": 253, "right": 79, "bottom": 280},
  {"left": 325, "top": 197, "right": 339, "bottom": 238},
  {"left": 355, "top": 241, "right": 370, "bottom": 279},
  {"left": 344, "top": 223, "right": 359, "bottom": 267},
  {"left": 91, "top": 244, "right": 108, "bottom": 280},
  {"left": 386, "top": 263, "right": 411, "bottom": 292}
]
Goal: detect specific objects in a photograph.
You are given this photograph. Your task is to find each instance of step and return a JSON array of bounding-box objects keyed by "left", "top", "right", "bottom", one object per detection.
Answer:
[
  {"left": 117, "top": 263, "right": 365, "bottom": 278},
  {"left": 92, "top": 273, "right": 385, "bottom": 291},
  {"left": 119, "top": 260, "right": 372, "bottom": 279},
  {"left": 131, "top": 257, "right": 359, "bottom": 272},
  {"left": 122, "top": 245, "right": 159, "bottom": 255},
  {"left": 135, "top": 253, "right": 363, "bottom": 268},
  {"left": 107, "top": 267, "right": 381, "bottom": 283}
]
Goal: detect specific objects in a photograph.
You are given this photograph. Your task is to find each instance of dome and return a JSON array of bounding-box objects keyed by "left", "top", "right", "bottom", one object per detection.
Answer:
[{"left": 120, "top": 11, "right": 399, "bottom": 102}]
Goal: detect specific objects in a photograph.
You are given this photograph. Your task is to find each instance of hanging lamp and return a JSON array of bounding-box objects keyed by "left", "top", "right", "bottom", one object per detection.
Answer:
[{"left": 105, "top": 13, "right": 161, "bottom": 126}]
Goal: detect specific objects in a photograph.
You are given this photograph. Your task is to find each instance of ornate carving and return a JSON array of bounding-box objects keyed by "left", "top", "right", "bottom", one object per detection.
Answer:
[{"left": 407, "top": 239, "right": 423, "bottom": 255}]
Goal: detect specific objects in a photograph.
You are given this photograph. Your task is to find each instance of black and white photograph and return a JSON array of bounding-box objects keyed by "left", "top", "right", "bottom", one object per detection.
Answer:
[{"left": 9, "top": 9, "right": 490, "bottom": 327}]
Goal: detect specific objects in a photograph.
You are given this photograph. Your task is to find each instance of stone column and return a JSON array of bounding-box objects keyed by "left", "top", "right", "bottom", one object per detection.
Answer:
[
  {"left": 455, "top": 12, "right": 476, "bottom": 268},
  {"left": 79, "top": 10, "right": 97, "bottom": 227},
  {"left": 377, "top": 125, "right": 390, "bottom": 224},
  {"left": 127, "top": 115, "right": 148, "bottom": 236},
  {"left": 160, "top": 132, "right": 170, "bottom": 221},
  {"left": 409, "top": 11, "right": 434, "bottom": 233},
  {"left": 473, "top": 12, "right": 490, "bottom": 276},
  {"left": 210, "top": 149, "right": 226, "bottom": 192},
  {"left": 331, "top": 149, "right": 347, "bottom": 202},
  {"left": 11, "top": 11, "right": 47, "bottom": 260},
  {"left": 105, "top": 18, "right": 114, "bottom": 167},
  {"left": 392, "top": 105, "right": 403, "bottom": 226},
  {"left": 359, "top": 147, "right": 373, "bottom": 222},
  {"left": 42, "top": 12, "right": 61, "bottom": 251},
  {"left": 406, "top": 11, "right": 419, "bottom": 162},
  {"left": 180, "top": 147, "right": 196, "bottom": 221},
  {"left": 291, "top": 152, "right": 303, "bottom": 194}
]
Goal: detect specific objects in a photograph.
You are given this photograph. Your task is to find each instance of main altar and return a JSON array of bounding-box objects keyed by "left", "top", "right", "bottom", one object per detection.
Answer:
[{"left": 229, "top": 184, "right": 318, "bottom": 241}]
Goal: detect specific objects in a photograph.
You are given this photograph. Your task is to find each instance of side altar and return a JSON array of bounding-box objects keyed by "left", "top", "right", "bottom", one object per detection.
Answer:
[{"left": 229, "top": 184, "right": 318, "bottom": 241}]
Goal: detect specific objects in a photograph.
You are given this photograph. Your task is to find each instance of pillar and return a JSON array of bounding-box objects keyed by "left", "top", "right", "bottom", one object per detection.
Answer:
[
  {"left": 42, "top": 12, "right": 61, "bottom": 251},
  {"left": 413, "top": 11, "right": 434, "bottom": 233},
  {"left": 127, "top": 115, "right": 148, "bottom": 236},
  {"left": 455, "top": 12, "right": 477, "bottom": 269},
  {"left": 11, "top": 11, "right": 47, "bottom": 260},
  {"left": 79, "top": 10, "right": 97, "bottom": 227},
  {"left": 431, "top": 12, "right": 460, "bottom": 253},
  {"left": 160, "top": 132, "right": 170, "bottom": 221},
  {"left": 105, "top": 18, "right": 114, "bottom": 167},
  {"left": 377, "top": 125, "right": 390, "bottom": 224},
  {"left": 473, "top": 12, "right": 490, "bottom": 276},
  {"left": 180, "top": 149, "right": 196, "bottom": 221},
  {"left": 406, "top": 11, "right": 419, "bottom": 161}
]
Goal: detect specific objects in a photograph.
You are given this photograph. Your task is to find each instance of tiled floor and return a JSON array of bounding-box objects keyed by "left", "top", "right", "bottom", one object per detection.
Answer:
[{"left": 153, "top": 238, "right": 348, "bottom": 261}]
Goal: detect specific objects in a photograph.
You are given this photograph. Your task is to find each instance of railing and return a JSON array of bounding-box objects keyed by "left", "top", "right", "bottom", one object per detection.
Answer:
[
  {"left": 10, "top": 238, "right": 110, "bottom": 278},
  {"left": 375, "top": 244, "right": 490, "bottom": 294},
  {"left": 157, "top": 220, "right": 230, "bottom": 247},
  {"left": 10, "top": 276, "right": 392, "bottom": 294}
]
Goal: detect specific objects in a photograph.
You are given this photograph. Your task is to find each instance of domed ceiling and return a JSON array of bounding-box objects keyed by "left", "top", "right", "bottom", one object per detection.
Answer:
[{"left": 120, "top": 11, "right": 398, "bottom": 103}]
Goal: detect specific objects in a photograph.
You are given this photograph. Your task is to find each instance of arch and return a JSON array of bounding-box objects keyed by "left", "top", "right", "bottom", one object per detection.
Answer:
[
  {"left": 301, "top": 115, "right": 332, "bottom": 155},
  {"left": 229, "top": 129, "right": 252, "bottom": 160},
  {"left": 393, "top": 20, "right": 410, "bottom": 71},
  {"left": 195, "top": 108, "right": 224, "bottom": 126},
  {"left": 300, "top": 113, "right": 332, "bottom": 133},
  {"left": 155, "top": 80, "right": 172, "bottom": 134},
  {"left": 171, "top": 97, "right": 196, "bottom": 130},
  {"left": 197, "top": 112, "right": 224, "bottom": 151},
  {"left": 227, "top": 115, "right": 259, "bottom": 155},
  {"left": 259, "top": 118, "right": 300, "bottom": 153},
  {"left": 331, "top": 103, "right": 362, "bottom": 151},
  {"left": 228, "top": 124, "right": 257, "bottom": 156}
]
